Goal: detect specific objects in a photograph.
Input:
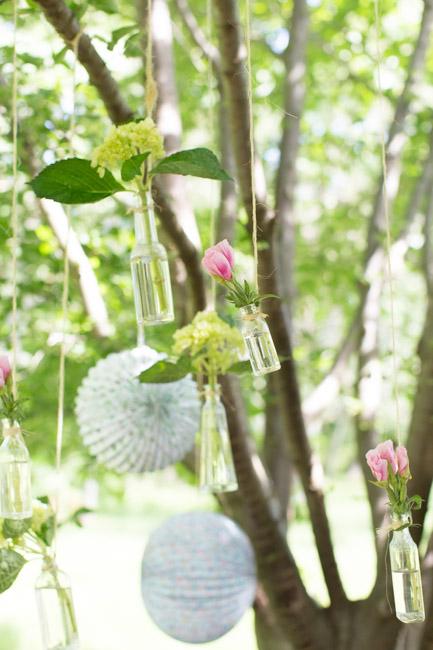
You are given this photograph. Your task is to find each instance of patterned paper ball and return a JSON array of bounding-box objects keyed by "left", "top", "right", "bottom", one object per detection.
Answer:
[
  {"left": 75, "top": 347, "right": 200, "bottom": 473},
  {"left": 141, "top": 512, "right": 257, "bottom": 643}
]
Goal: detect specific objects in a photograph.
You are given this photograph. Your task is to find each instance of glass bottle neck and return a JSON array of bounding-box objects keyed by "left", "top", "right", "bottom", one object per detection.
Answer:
[
  {"left": 2, "top": 418, "right": 20, "bottom": 437},
  {"left": 240, "top": 304, "right": 258, "bottom": 318},
  {"left": 133, "top": 192, "right": 158, "bottom": 244},
  {"left": 203, "top": 382, "right": 221, "bottom": 403}
]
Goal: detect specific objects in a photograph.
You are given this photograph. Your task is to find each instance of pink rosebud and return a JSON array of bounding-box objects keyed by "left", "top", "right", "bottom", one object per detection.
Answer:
[
  {"left": 0, "top": 356, "right": 11, "bottom": 380},
  {"left": 366, "top": 449, "right": 388, "bottom": 482},
  {"left": 396, "top": 446, "right": 410, "bottom": 478},
  {"left": 376, "top": 440, "right": 398, "bottom": 474},
  {"left": 202, "top": 240, "right": 235, "bottom": 281}
]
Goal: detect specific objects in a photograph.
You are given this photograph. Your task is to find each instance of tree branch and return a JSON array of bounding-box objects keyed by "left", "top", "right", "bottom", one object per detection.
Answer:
[
  {"left": 173, "top": 0, "right": 221, "bottom": 73},
  {"left": 33, "top": 0, "right": 134, "bottom": 125},
  {"left": 275, "top": 0, "right": 309, "bottom": 314}
]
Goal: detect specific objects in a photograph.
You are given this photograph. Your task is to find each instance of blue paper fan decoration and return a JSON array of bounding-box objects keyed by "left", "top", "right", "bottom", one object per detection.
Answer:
[
  {"left": 75, "top": 347, "right": 200, "bottom": 473},
  {"left": 141, "top": 512, "right": 257, "bottom": 643}
]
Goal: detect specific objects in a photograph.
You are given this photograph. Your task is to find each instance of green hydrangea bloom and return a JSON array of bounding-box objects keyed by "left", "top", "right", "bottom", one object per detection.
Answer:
[
  {"left": 173, "top": 311, "right": 244, "bottom": 375},
  {"left": 91, "top": 118, "right": 165, "bottom": 177},
  {"left": 31, "top": 499, "right": 54, "bottom": 534}
]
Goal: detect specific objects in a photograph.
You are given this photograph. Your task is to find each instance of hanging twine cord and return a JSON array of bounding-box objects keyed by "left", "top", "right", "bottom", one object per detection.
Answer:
[
  {"left": 207, "top": 0, "right": 217, "bottom": 307},
  {"left": 52, "top": 32, "right": 81, "bottom": 556},
  {"left": 11, "top": 0, "right": 18, "bottom": 399},
  {"left": 374, "top": 0, "right": 402, "bottom": 446},
  {"left": 245, "top": 0, "right": 259, "bottom": 293},
  {"left": 145, "top": 0, "right": 158, "bottom": 194}
]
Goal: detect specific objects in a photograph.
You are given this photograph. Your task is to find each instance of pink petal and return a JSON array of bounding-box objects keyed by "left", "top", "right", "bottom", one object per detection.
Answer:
[{"left": 0, "top": 356, "right": 11, "bottom": 379}]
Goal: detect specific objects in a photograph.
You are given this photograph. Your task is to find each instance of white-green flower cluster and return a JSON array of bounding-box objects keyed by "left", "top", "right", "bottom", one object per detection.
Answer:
[
  {"left": 91, "top": 117, "right": 165, "bottom": 177},
  {"left": 31, "top": 499, "right": 54, "bottom": 534},
  {"left": 173, "top": 310, "right": 244, "bottom": 376}
]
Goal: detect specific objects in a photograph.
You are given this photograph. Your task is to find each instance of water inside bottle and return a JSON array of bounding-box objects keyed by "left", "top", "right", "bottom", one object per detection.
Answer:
[
  {"left": 0, "top": 460, "right": 32, "bottom": 519},
  {"left": 244, "top": 331, "right": 281, "bottom": 376},
  {"left": 36, "top": 586, "right": 79, "bottom": 650},
  {"left": 131, "top": 256, "right": 174, "bottom": 325},
  {"left": 391, "top": 568, "right": 425, "bottom": 623}
]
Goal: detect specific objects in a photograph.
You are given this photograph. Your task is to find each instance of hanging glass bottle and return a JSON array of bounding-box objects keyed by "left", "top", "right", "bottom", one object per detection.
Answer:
[
  {"left": 199, "top": 383, "right": 238, "bottom": 493},
  {"left": 35, "top": 558, "right": 79, "bottom": 650},
  {"left": 389, "top": 512, "right": 425, "bottom": 623},
  {"left": 0, "top": 419, "right": 32, "bottom": 519},
  {"left": 130, "top": 192, "right": 174, "bottom": 326},
  {"left": 240, "top": 305, "right": 281, "bottom": 376}
]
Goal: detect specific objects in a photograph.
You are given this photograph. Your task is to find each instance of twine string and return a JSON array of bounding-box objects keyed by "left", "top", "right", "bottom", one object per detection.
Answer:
[
  {"left": 245, "top": 0, "right": 259, "bottom": 293},
  {"left": 52, "top": 32, "right": 81, "bottom": 557},
  {"left": 207, "top": 0, "right": 217, "bottom": 307},
  {"left": 374, "top": 0, "right": 401, "bottom": 446},
  {"left": 241, "top": 310, "right": 268, "bottom": 322},
  {"left": 145, "top": 0, "right": 157, "bottom": 193},
  {"left": 11, "top": 0, "right": 18, "bottom": 399}
]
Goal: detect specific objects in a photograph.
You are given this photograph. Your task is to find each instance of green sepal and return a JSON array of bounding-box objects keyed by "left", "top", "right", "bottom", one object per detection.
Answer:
[
  {"left": 138, "top": 357, "right": 193, "bottom": 383},
  {"left": 120, "top": 152, "right": 150, "bottom": 182},
  {"left": 369, "top": 479, "right": 388, "bottom": 489},
  {"left": 0, "top": 549, "right": 26, "bottom": 594},
  {"left": 30, "top": 158, "right": 126, "bottom": 204},
  {"left": 150, "top": 148, "right": 233, "bottom": 182},
  {"left": 2, "top": 518, "right": 32, "bottom": 539}
]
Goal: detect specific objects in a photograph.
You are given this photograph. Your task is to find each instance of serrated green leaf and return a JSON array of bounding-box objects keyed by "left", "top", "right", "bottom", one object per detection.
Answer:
[
  {"left": 0, "top": 549, "right": 26, "bottom": 594},
  {"left": 150, "top": 148, "right": 233, "bottom": 181},
  {"left": 121, "top": 152, "right": 150, "bottom": 182},
  {"left": 2, "top": 518, "right": 32, "bottom": 539},
  {"left": 226, "top": 360, "right": 252, "bottom": 375},
  {"left": 138, "top": 357, "right": 192, "bottom": 383},
  {"left": 30, "top": 158, "right": 126, "bottom": 204}
]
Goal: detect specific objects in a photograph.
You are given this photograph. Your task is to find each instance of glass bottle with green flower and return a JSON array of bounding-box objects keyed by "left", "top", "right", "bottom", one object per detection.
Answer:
[
  {"left": 31, "top": 119, "right": 232, "bottom": 329},
  {"left": 0, "top": 497, "right": 80, "bottom": 649},
  {"left": 201, "top": 240, "right": 281, "bottom": 376},
  {"left": 91, "top": 119, "right": 174, "bottom": 325},
  {"left": 0, "top": 355, "right": 32, "bottom": 520},
  {"left": 366, "top": 440, "right": 424, "bottom": 623},
  {"left": 173, "top": 311, "right": 244, "bottom": 492}
]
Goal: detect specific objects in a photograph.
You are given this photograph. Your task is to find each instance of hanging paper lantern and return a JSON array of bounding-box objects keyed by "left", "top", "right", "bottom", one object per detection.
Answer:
[
  {"left": 141, "top": 512, "right": 257, "bottom": 643},
  {"left": 75, "top": 347, "right": 199, "bottom": 473}
]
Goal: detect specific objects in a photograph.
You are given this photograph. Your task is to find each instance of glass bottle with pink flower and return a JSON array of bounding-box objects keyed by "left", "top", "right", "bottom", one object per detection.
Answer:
[
  {"left": 0, "top": 356, "right": 32, "bottom": 520},
  {"left": 201, "top": 240, "right": 280, "bottom": 376},
  {"left": 130, "top": 192, "right": 174, "bottom": 326},
  {"left": 366, "top": 440, "right": 424, "bottom": 623}
]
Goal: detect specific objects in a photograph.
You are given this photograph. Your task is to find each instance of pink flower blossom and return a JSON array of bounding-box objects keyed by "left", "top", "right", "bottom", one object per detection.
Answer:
[
  {"left": 396, "top": 446, "right": 410, "bottom": 477},
  {"left": 366, "top": 449, "right": 389, "bottom": 482},
  {"left": 202, "top": 240, "right": 235, "bottom": 281},
  {"left": 0, "top": 356, "right": 11, "bottom": 381},
  {"left": 376, "top": 440, "right": 398, "bottom": 474}
]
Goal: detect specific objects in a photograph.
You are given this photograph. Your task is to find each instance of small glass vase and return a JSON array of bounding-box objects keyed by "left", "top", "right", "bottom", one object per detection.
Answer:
[
  {"left": 389, "top": 512, "right": 425, "bottom": 624},
  {"left": 35, "top": 558, "right": 79, "bottom": 650},
  {"left": 240, "top": 305, "right": 281, "bottom": 376},
  {"left": 199, "top": 384, "right": 238, "bottom": 493},
  {"left": 130, "top": 192, "right": 174, "bottom": 326},
  {"left": 0, "top": 419, "right": 32, "bottom": 519}
]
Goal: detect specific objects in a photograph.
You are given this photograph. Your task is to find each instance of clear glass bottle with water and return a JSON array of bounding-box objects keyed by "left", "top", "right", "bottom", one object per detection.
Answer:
[
  {"left": 0, "top": 419, "right": 32, "bottom": 519},
  {"left": 35, "top": 558, "right": 79, "bottom": 650},
  {"left": 389, "top": 511, "right": 425, "bottom": 623},
  {"left": 130, "top": 192, "right": 174, "bottom": 326},
  {"left": 240, "top": 304, "right": 281, "bottom": 376},
  {"left": 199, "top": 383, "right": 238, "bottom": 493}
]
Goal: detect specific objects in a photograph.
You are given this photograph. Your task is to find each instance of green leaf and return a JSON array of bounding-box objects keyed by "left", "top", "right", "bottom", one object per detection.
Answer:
[
  {"left": 138, "top": 357, "right": 193, "bottom": 383},
  {"left": 30, "top": 158, "right": 126, "bottom": 204},
  {"left": 109, "top": 25, "right": 139, "bottom": 50},
  {"left": 121, "top": 152, "right": 150, "bottom": 182},
  {"left": 2, "top": 518, "right": 32, "bottom": 539},
  {"left": 226, "top": 360, "right": 252, "bottom": 375},
  {"left": 39, "top": 515, "right": 55, "bottom": 547},
  {"left": 150, "top": 148, "right": 233, "bottom": 181},
  {"left": 69, "top": 507, "right": 92, "bottom": 528},
  {"left": 0, "top": 549, "right": 26, "bottom": 594},
  {"left": 369, "top": 479, "right": 388, "bottom": 489}
]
